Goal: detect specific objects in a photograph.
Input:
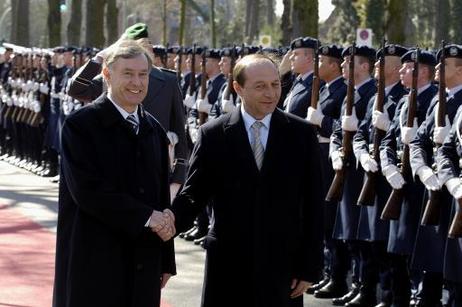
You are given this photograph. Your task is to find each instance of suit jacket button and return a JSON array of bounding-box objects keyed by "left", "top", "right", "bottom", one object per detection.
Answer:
[
  {"left": 139, "top": 187, "right": 145, "bottom": 194},
  {"left": 136, "top": 264, "right": 143, "bottom": 270}
]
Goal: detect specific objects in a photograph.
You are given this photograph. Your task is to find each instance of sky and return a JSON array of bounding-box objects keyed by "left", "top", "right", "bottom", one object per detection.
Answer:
[{"left": 275, "top": 0, "right": 335, "bottom": 22}]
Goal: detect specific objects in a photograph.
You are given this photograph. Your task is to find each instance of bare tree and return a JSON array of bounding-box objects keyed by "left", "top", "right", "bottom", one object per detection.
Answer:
[
  {"left": 48, "top": 0, "right": 61, "bottom": 46},
  {"left": 280, "top": 0, "right": 292, "bottom": 45},
  {"left": 386, "top": 0, "right": 408, "bottom": 44},
  {"left": 67, "top": 0, "right": 82, "bottom": 45},
  {"left": 85, "top": 0, "right": 106, "bottom": 48},
  {"left": 106, "top": 0, "right": 118, "bottom": 45},
  {"left": 179, "top": 0, "right": 186, "bottom": 46}
]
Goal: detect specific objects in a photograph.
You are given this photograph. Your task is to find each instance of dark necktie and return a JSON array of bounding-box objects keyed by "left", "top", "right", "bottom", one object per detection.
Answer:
[{"left": 126, "top": 114, "right": 139, "bottom": 134}]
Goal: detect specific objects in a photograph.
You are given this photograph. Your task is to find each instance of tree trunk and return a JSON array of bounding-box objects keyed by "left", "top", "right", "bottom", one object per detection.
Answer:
[
  {"left": 365, "top": 0, "right": 385, "bottom": 45},
  {"left": 67, "top": 0, "right": 82, "bottom": 45},
  {"left": 16, "top": 0, "right": 30, "bottom": 46},
  {"left": 10, "top": 0, "right": 18, "bottom": 43},
  {"left": 47, "top": 0, "right": 61, "bottom": 46},
  {"left": 247, "top": 0, "right": 260, "bottom": 44},
  {"left": 452, "top": 0, "right": 462, "bottom": 43},
  {"left": 292, "top": 0, "right": 318, "bottom": 38},
  {"left": 266, "top": 0, "right": 275, "bottom": 26},
  {"left": 85, "top": 0, "right": 106, "bottom": 48},
  {"left": 106, "top": 0, "right": 118, "bottom": 45},
  {"left": 245, "top": 0, "right": 252, "bottom": 39},
  {"left": 179, "top": 0, "right": 186, "bottom": 46},
  {"left": 162, "top": 0, "right": 167, "bottom": 45},
  {"left": 210, "top": 0, "right": 216, "bottom": 47},
  {"left": 280, "top": 0, "right": 292, "bottom": 45},
  {"left": 434, "top": 0, "right": 450, "bottom": 46},
  {"left": 386, "top": 0, "right": 407, "bottom": 44}
]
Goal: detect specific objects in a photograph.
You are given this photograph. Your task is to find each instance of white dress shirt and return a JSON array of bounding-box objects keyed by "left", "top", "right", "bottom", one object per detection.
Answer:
[{"left": 241, "top": 105, "right": 272, "bottom": 150}]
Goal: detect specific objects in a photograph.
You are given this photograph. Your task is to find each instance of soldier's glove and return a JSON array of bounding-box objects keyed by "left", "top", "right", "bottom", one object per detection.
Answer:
[
  {"left": 196, "top": 98, "right": 213, "bottom": 114},
  {"left": 446, "top": 177, "right": 462, "bottom": 199},
  {"left": 331, "top": 150, "right": 343, "bottom": 171},
  {"left": 222, "top": 99, "right": 236, "bottom": 114},
  {"left": 359, "top": 153, "right": 378, "bottom": 173},
  {"left": 183, "top": 94, "right": 196, "bottom": 108},
  {"left": 416, "top": 165, "right": 441, "bottom": 191},
  {"left": 400, "top": 118, "right": 418, "bottom": 145},
  {"left": 306, "top": 106, "right": 325, "bottom": 127},
  {"left": 433, "top": 116, "right": 451, "bottom": 144},
  {"left": 341, "top": 108, "right": 358, "bottom": 132},
  {"left": 382, "top": 165, "right": 405, "bottom": 190},
  {"left": 372, "top": 110, "right": 390, "bottom": 131}
]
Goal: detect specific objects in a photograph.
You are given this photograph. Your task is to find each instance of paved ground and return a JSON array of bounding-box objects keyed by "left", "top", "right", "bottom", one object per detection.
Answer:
[{"left": 0, "top": 160, "right": 333, "bottom": 307}]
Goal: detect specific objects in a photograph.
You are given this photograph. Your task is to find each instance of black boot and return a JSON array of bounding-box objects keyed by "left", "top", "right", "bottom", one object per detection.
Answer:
[
  {"left": 332, "top": 282, "right": 360, "bottom": 306},
  {"left": 314, "top": 280, "right": 348, "bottom": 299}
]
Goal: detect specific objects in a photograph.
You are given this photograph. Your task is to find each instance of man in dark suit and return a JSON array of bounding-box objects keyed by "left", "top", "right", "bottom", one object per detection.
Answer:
[
  {"left": 53, "top": 40, "right": 176, "bottom": 307},
  {"left": 67, "top": 23, "right": 188, "bottom": 199},
  {"left": 170, "top": 54, "right": 324, "bottom": 307}
]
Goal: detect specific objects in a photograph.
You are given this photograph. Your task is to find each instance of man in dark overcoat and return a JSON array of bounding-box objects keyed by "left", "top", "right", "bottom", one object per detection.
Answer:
[
  {"left": 53, "top": 40, "right": 176, "bottom": 307},
  {"left": 171, "top": 54, "right": 324, "bottom": 307}
]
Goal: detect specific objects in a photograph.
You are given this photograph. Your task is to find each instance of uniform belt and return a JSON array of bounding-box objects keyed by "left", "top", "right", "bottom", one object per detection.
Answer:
[{"left": 317, "top": 135, "right": 330, "bottom": 143}]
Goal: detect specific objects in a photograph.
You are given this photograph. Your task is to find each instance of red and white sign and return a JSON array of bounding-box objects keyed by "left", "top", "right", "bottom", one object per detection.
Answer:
[{"left": 356, "top": 28, "right": 373, "bottom": 47}]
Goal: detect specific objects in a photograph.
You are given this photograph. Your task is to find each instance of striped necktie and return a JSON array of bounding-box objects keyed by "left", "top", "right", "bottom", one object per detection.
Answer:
[
  {"left": 251, "top": 121, "right": 265, "bottom": 170},
  {"left": 126, "top": 114, "right": 139, "bottom": 134}
]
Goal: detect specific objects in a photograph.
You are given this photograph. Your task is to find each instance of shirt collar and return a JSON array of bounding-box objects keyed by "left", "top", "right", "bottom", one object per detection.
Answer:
[
  {"left": 448, "top": 84, "right": 462, "bottom": 99},
  {"left": 208, "top": 73, "right": 220, "bottom": 83},
  {"left": 326, "top": 75, "right": 343, "bottom": 88},
  {"left": 385, "top": 81, "right": 400, "bottom": 97},
  {"left": 299, "top": 71, "right": 313, "bottom": 81},
  {"left": 417, "top": 83, "right": 431, "bottom": 95},
  {"left": 107, "top": 93, "right": 139, "bottom": 122},
  {"left": 240, "top": 105, "right": 272, "bottom": 131},
  {"left": 355, "top": 77, "right": 372, "bottom": 90}
]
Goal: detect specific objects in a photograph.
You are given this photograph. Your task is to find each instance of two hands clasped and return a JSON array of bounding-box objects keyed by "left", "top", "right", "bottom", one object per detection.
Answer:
[{"left": 149, "top": 209, "right": 176, "bottom": 241}]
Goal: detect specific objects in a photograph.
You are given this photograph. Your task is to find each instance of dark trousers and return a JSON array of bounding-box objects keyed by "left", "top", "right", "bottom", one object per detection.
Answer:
[
  {"left": 447, "top": 281, "right": 462, "bottom": 307},
  {"left": 416, "top": 271, "right": 443, "bottom": 306},
  {"left": 388, "top": 253, "right": 411, "bottom": 307}
]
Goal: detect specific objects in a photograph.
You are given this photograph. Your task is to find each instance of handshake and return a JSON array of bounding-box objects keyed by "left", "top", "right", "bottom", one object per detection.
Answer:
[{"left": 148, "top": 209, "right": 176, "bottom": 241}]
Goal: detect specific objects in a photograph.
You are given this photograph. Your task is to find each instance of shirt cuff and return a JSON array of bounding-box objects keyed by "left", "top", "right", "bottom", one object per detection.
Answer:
[{"left": 145, "top": 215, "right": 152, "bottom": 227}]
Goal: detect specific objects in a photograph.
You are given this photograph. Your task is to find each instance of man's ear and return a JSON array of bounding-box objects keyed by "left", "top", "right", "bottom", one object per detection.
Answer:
[
  {"left": 233, "top": 80, "right": 242, "bottom": 96},
  {"left": 102, "top": 66, "right": 110, "bottom": 82}
]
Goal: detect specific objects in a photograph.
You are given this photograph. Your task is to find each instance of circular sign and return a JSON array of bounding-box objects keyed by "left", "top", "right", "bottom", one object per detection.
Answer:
[{"left": 359, "top": 30, "right": 369, "bottom": 40}]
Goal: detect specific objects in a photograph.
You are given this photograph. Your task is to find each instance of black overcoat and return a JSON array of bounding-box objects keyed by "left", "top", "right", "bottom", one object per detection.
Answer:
[
  {"left": 53, "top": 96, "right": 175, "bottom": 307},
  {"left": 172, "top": 107, "right": 324, "bottom": 307}
]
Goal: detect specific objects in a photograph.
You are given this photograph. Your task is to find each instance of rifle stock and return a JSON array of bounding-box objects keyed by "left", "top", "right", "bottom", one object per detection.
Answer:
[
  {"left": 448, "top": 198, "right": 462, "bottom": 238},
  {"left": 358, "top": 39, "right": 386, "bottom": 206},
  {"left": 223, "top": 46, "right": 236, "bottom": 101},
  {"left": 325, "top": 44, "right": 355, "bottom": 202},
  {"left": 189, "top": 44, "right": 196, "bottom": 97},
  {"left": 381, "top": 49, "right": 420, "bottom": 220},
  {"left": 310, "top": 40, "right": 320, "bottom": 109},
  {"left": 198, "top": 47, "right": 208, "bottom": 125},
  {"left": 421, "top": 41, "right": 446, "bottom": 226}
]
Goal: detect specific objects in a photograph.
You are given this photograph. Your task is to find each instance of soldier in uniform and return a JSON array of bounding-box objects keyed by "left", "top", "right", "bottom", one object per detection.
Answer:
[
  {"left": 436, "top": 90, "right": 462, "bottom": 307},
  {"left": 284, "top": 37, "right": 319, "bottom": 119},
  {"left": 167, "top": 46, "right": 180, "bottom": 70},
  {"left": 67, "top": 23, "right": 188, "bottom": 200},
  {"left": 330, "top": 45, "right": 377, "bottom": 306},
  {"left": 380, "top": 50, "right": 438, "bottom": 307},
  {"left": 411, "top": 44, "right": 462, "bottom": 306},
  {"left": 304, "top": 44, "right": 349, "bottom": 298},
  {"left": 152, "top": 45, "right": 167, "bottom": 68},
  {"left": 352, "top": 44, "right": 408, "bottom": 307}
]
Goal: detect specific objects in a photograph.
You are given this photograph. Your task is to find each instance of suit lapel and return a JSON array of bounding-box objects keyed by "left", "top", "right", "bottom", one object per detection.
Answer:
[
  {"left": 224, "top": 109, "right": 260, "bottom": 175},
  {"left": 259, "top": 109, "right": 289, "bottom": 176}
]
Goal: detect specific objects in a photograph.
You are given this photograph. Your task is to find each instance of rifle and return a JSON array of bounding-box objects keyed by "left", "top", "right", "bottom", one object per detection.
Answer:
[
  {"left": 448, "top": 198, "right": 462, "bottom": 238},
  {"left": 325, "top": 43, "right": 356, "bottom": 202},
  {"left": 198, "top": 47, "right": 208, "bottom": 125},
  {"left": 188, "top": 44, "right": 197, "bottom": 97},
  {"left": 310, "top": 40, "right": 320, "bottom": 109},
  {"left": 176, "top": 47, "right": 182, "bottom": 82},
  {"left": 358, "top": 39, "right": 387, "bottom": 206},
  {"left": 223, "top": 45, "right": 236, "bottom": 101},
  {"left": 421, "top": 41, "right": 446, "bottom": 226},
  {"left": 381, "top": 48, "right": 420, "bottom": 220}
]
